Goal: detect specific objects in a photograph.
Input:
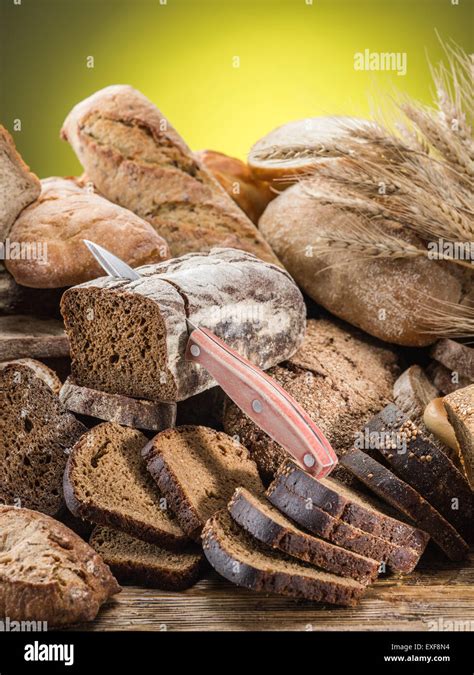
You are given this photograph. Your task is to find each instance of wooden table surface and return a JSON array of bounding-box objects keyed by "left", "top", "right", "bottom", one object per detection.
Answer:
[{"left": 71, "top": 552, "right": 474, "bottom": 632}]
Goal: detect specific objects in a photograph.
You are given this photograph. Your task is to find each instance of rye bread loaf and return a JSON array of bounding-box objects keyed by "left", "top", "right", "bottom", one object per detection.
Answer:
[
  {"left": 61, "top": 85, "right": 279, "bottom": 265},
  {"left": 142, "top": 426, "right": 264, "bottom": 541},
  {"left": 0, "top": 506, "right": 120, "bottom": 626},
  {"left": 362, "top": 403, "right": 473, "bottom": 540},
  {"left": 61, "top": 248, "right": 306, "bottom": 402},
  {"left": 0, "top": 125, "right": 41, "bottom": 240},
  {"left": 266, "top": 480, "right": 424, "bottom": 573},
  {"left": 0, "top": 358, "right": 62, "bottom": 394},
  {"left": 195, "top": 150, "right": 275, "bottom": 223},
  {"left": 64, "top": 423, "right": 188, "bottom": 548},
  {"left": 89, "top": 526, "right": 203, "bottom": 590},
  {"left": 0, "top": 364, "right": 86, "bottom": 516},
  {"left": 59, "top": 377, "right": 176, "bottom": 431},
  {"left": 259, "top": 181, "right": 463, "bottom": 346},
  {"left": 223, "top": 317, "right": 398, "bottom": 482},
  {"left": 270, "top": 459, "right": 429, "bottom": 554},
  {"left": 6, "top": 177, "right": 169, "bottom": 288},
  {"left": 0, "top": 315, "right": 69, "bottom": 360},
  {"left": 202, "top": 510, "right": 367, "bottom": 606},
  {"left": 339, "top": 448, "right": 469, "bottom": 560},
  {"left": 430, "top": 339, "right": 474, "bottom": 382},
  {"left": 444, "top": 386, "right": 474, "bottom": 490},
  {"left": 228, "top": 488, "right": 380, "bottom": 584}
]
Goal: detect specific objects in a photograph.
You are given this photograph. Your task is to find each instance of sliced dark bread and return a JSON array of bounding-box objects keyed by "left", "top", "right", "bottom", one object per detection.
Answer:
[
  {"left": 339, "top": 448, "right": 469, "bottom": 560},
  {"left": 64, "top": 422, "right": 188, "bottom": 548},
  {"left": 142, "top": 425, "right": 264, "bottom": 541},
  {"left": 444, "top": 386, "right": 474, "bottom": 490},
  {"left": 0, "top": 358, "right": 62, "bottom": 395},
  {"left": 89, "top": 526, "right": 203, "bottom": 590},
  {"left": 202, "top": 510, "right": 367, "bottom": 606},
  {"left": 0, "top": 364, "right": 86, "bottom": 516},
  {"left": 272, "top": 459, "right": 429, "bottom": 553},
  {"left": 363, "top": 403, "right": 473, "bottom": 540},
  {"left": 59, "top": 377, "right": 177, "bottom": 431},
  {"left": 266, "top": 480, "right": 423, "bottom": 573},
  {"left": 228, "top": 488, "right": 380, "bottom": 584}
]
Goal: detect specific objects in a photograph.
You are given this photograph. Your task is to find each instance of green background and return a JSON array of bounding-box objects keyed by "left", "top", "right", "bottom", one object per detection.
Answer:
[{"left": 0, "top": 0, "right": 472, "bottom": 178}]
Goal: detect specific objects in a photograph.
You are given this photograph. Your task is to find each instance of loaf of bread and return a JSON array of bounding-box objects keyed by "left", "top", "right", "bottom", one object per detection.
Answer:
[
  {"left": 224, "top": 318, "right": 398, "bottom": 482},
  {"left": 6, "top": 177, "right": 169, "bottom": 288},
  {"left": 0, "top": 125, "right": 40, "bottom": 240},
  {"left": 61, "top": 85, "right": 279, "bottom": 265},
  {"left": 0, "top": 506, "right": 120, "bottom": 626},
  {"left": 195, "top": 150, "right": 275, "bottom": 223},
  {"left": 444, "top": 385, "right": 474, "bottom": 490},
  {"left": 61, "top": 248, "right": 306, "bottom": 402},
  {"left": 259, "top": 181, "right": 463, "bottom": 346}
]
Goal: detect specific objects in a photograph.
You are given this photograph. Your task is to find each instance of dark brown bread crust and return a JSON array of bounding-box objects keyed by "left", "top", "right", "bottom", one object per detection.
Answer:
[
  {"left": 339, "top": 449, "right": 469, "bottom": 561},
  {"left": 362, "top": 403, "right": 473, "bottom": 540},
  {"left": 89, "top": 526, "right": 204, "bottom": 590},
  {"left": 0, "top": 506, "right": 120, "bottom": 626},
  {"left": 272, "top": 459, "right": 429, "bottom": 553},
  {"left": 266, "top": 481, "right": 423, "bottom": 573},
  {"left": 430, "top": 339, "right": 474, "bottom": 382},
  {"left": 228, "top": 488, "right": 380, "bottom": 584},
  {"left": 59, "top": 377, "right": 177, "bottom": 431},
  {"left": 202, "top": 510, "right": 366, "bottom": 607}
]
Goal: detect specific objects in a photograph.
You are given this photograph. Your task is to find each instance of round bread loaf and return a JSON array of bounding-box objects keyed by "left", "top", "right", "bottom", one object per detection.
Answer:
[{"left": 259, "top": 182, "right": 463, "bottom": 347}]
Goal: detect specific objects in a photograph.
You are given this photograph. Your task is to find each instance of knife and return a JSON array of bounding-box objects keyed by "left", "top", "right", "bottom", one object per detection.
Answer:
[{"left": 83, "top": 240, "right": 338, "bottom": 478}]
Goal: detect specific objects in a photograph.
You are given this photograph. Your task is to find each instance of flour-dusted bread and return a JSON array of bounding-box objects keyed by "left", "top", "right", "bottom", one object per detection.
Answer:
[
  {"left": 0, "top": 364, "right": 86, "bottom": 516},
  {"left": 259, "top": 181, "right": 463, "bottom": 347},
  {"left": 142, "top": 426, "right": 264, "bottom": 541},
  {"left": 61, "top": 248, "right": 306, "bottom": 402},
  {"left": 224, "top": 318, "right": 398, "bottom": 482},
  {"left": 202, "top": 510, "right": 367, "bottom": 606},
  {"left": 89, "top": 526, "right": 203, "bottom": 590},
  {"left": 248, "top": 116, "right": 372, "bottom": 185},
  {"left": 0, "top": 506, "right": 120, "bottom": 626},
  {"left": 64, "top": 423, "right": 188, "bottom": 548},
  {"left": 61, "top": 85, "right": 280, "bottom": 265},
  {"left": 0, "top": 125, "right": 40, "bottom": 240},
  {"left": 195, "top": 150, "right": 275, "bottom": 223},
  {"left": 444, "top": 385, "right": 474, "bottom": 490},
  {"left": 6, "top": 177, "right": 169, "bottom": 288},
  {"left": 59, "top": 377, "right": 176, "bottom": 431},
  {"left": 0, "top": 358, "right": 62, "bottom": 394}
]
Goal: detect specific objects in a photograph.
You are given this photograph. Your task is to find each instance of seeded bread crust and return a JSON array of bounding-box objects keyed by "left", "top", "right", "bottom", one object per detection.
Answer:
[
  {"left": 271, "top": 459, "right": 429, "bottom": 553},
  {"left": 61, "top": 248, "right": 306, "bottom": 402},
  {"left": 0, "top": 506, "right": 120, "bottom": 626},
  {"left": 59, "top": 377, "right": 177, "bottom": 431},
  {"left": 266, "top": 480, "right": 423, "bottom": 573},
  {"left": 61, "top": 85, "right": 280, "bottom": 265},
  {"left": 64, "top": 423, "right": 188, "bottom": 549},
  {"left": 444, "top": 385, "right": 474, "bottom": 490},
  {"left": 228, "top": 488, "right": 380, "bottom": 584},
  {"left": 89, "top": 526, "right": 204, "bottom": 590},
  {"left": 0, "top": 364, "right": 86, "bottom": 516},
  {"left": 142, "top": 426, "right": 264, "bottom": 541},
  {"left": 363, "top": 403, "right": 473, "bottom": 540},
  {"left": 202, "top": 510, "right": 367, "bottom": 607},
  {"left": 339, "top": 449, "right": 469, "bottom": 561}
]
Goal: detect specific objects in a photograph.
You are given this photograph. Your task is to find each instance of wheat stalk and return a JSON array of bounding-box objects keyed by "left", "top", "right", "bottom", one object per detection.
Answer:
[{"left": 418, "top": 294, "right": 474, "bottom": 339}]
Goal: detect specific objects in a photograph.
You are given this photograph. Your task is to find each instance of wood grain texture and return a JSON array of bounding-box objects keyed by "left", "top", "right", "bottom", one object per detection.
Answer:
[
  {"left": 0, "top": 315, "right": 69, "bottom": 360},
  {"left": 68, "top": 553, "right": 474, "bottom": 632}
]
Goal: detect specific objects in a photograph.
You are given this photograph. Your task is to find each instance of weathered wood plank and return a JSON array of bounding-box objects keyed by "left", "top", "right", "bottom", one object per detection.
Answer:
[{"left": 0, "top": 315, "right": 69, "bottom": 360}]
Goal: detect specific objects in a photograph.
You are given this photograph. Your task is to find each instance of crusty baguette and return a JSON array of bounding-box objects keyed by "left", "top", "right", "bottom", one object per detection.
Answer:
[{"left": 61, "top": 85, "right": 280, "bottom": 265}]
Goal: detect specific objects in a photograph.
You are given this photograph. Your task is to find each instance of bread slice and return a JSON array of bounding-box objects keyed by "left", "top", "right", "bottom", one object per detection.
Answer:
[
  {"left": 339, "top": 449, "right": 469, "bottom": 560},
  {"left": 64, "top": 423, "right": 188, "bottom": 548},
  {"left": 202, "top": 510, "right": 367, "bottom": 606},
  {"left": 89, "top": 526, "right": 203, "bottom": 590},
  {"left": 0, "top": 125, "right": 40, "bottom": 239},
  {"left": 59, "top": 377, "right": 177, "bottom": 431},
  {"left": 142, "top": 426, "right": 264, "bottom": 541},
  {"left": 428, "top": 362, "right": 470, "bottom": 395},
  {"left": 0, "top": 364, "right": 86, "bottom": 516},
  {"left": 0, "top": 358, "right": 62, "bottom": 395},
  {"left": 272, "top": 459, "right": 429, "bottom": 553},
  {"left": 0, "top": 505, "right": 120, "bottom": 626},
  {"left": 444, "top": 386, "right": 474, "bottom": 490},
  {"left": 363, "top": 403, "right": 473, "bottom": 540},
  {"left": 431, "top": 339, "right": 474, "bottom": 382},
  {"left": 228, "top": 488, "right": 380, "bottom": 584},
  {"left": 266, "top": 480, "right": 423, "bottom": 573}
]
